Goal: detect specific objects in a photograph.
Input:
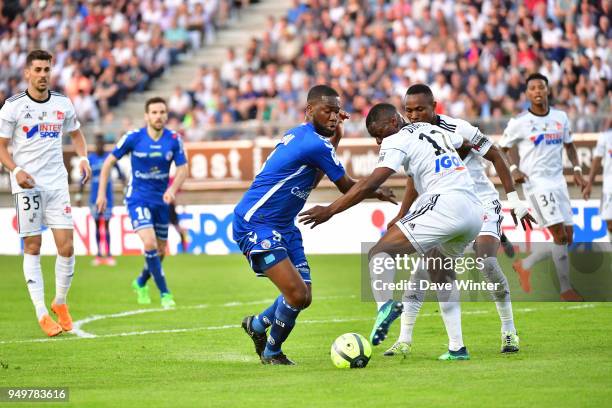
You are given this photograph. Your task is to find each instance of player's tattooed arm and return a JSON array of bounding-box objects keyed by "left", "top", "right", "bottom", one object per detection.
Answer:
[
  {"left": 299, "top": 167, "right": 396, "bottom": 228},
  {"left": 387, "top": 176, "right": 418, "bottom": 230},
  {"left": 565, "top": 142, "right": 586, "bottom": 188}
]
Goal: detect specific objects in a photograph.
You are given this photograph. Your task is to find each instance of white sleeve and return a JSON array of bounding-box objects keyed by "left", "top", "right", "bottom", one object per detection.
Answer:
[
  {"left": 562, "top": 112, "right": 572, "bottom": 143},
  {"left": 375, "top": 137, "right": 406, "bottom": 173},
  {"left": 64, "top": 100, "right": 81, "bottom": 133},
  {"left": 499, "top": 118, "right": 521, "bottom": 148},
  {"left": 0, "top": 101, "right": 15, "bottom": 139},
  {"left": 594, "top": 132, "right": 606, "bottom": 158}
]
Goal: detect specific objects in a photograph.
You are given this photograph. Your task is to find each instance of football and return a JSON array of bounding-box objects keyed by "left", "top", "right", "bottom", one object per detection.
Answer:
[{"left": 330, "top": 333, "right": 372, "bottom": 369}]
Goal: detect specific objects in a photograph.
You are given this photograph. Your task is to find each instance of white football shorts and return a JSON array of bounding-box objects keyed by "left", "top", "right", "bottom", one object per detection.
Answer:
[{"left": 14, "top": 189, "right": 73, "bottom": 237}]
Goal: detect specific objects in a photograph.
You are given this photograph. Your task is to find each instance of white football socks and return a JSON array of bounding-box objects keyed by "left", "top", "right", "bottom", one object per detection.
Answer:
[
  {"left": 551, "top": 244, "right": 571, "bottom": 292},
  {"left": 398, "top": 266, "right": 427, "bottom": 344},
  {"left": 523, "top": 246, "right": 550, "bottom": 269},
  {"left": 369, "top": 251, "right": 395, "bottom": 311},
  {"left": 437, "top": 283, "right": 464, "bottom": 351},
  {"left": 23, "top": 253, "right": 48, "bottom": 320},
  {"left": 54, "top": 255, "right": 75, "bottom": 305},
  {"left": 481, "top": 257, "right": 516, "bottom": 334}
]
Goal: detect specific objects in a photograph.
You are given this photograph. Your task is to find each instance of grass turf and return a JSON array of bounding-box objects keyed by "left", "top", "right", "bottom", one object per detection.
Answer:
[{"left": 0, "top": 254, "right": 611, "bottom": 407}]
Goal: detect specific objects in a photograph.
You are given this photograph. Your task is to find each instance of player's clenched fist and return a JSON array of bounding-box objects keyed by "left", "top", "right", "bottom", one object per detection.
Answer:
[{"left": 14, "top": 168, "right": 36, "bottom": 189}]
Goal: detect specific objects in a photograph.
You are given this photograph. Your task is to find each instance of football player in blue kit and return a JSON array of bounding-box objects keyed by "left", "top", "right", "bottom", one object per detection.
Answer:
[
  {"left": 235, "top": 85, "right": 396, "bottom": 365},
  {"left": 96, "top": 97, "right": 188, "bottom": 308}
]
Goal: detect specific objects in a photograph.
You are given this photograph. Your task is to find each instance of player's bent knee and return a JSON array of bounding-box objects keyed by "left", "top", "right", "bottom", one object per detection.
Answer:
[
  {"left": 286, "top": 284, "right": 309, "bottom": 309},
  {"left": 58, "top": 244, "right": 74, "bottom": 258}
]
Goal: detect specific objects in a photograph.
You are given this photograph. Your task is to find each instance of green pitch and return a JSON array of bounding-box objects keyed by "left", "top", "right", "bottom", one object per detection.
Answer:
[{"left": 1, "top": 254, "right": 611, "bottom": 407}]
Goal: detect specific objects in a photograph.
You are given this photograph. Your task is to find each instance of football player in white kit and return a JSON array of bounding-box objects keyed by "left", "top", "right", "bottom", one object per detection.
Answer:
[
  {"left": 299, "top": 103, "right": 531, "bottom": 360},
  {"left": 501, "top": 73, "right": 585, "bottom": 301},
  {"left": 382, "top": 84, "right": 534, "bottom": 357},
  {"left": 0, "top": 50, "right": 91, "bottom": 336},
  {"left": 583, "top": 129, "right": 612, "bottom": 241}
]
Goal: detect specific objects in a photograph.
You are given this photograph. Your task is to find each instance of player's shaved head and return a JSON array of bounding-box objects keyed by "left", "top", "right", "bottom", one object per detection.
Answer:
[
  {"left": 404, "top": 83, "right": 434, "bottom": 104},
  {"left": 307, "top": 85, "right": 339, "bottom": 104},
  {"left": 366, "top": 103, "right": 405, "bottom": 144}
]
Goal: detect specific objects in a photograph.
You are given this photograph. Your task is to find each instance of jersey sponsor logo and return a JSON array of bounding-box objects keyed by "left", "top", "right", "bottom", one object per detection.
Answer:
[
  {"left": 531, "top": 133, "right": 562, "bottom": 146},
  {"left": 133, "top": 151, "right": 147, "bottom": 158},
  {"left": 23, "top": 123, "right": 62, "bottom": 139},
  {"left": 149, "top": 152, "right": 162, "bottom": 158},
  {"left": 434, "top": 154, "right": 465, "bottom": 173},
  {"left": 290, "top": 186, "right": 311, "bottom": 201},
  {"left": 150, "top": 145, "right": 161, "bottom": 149},
  {"left": 133, "top": 170, "right": 169, "bottom": 180}
]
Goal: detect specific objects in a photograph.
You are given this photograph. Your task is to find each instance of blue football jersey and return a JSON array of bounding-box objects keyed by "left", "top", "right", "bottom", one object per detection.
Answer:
[
  {"left": 88, "top": 152, "right": 113, "bottom": 204},
  {"left": 112, "top": 127, "right": 187, "bottom": 205},
  {"left": 234, "top": 122, "right": 345, "bottom": 226}
]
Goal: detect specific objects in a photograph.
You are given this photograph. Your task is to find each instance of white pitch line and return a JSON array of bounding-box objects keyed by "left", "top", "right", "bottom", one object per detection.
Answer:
[{"left": 0, "top": 302, "right": 599, "bottom": 346}]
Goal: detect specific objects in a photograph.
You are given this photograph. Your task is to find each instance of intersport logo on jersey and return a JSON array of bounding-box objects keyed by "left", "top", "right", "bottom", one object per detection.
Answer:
[
  {"left": 531, "top": 133, "right": 563, "bottom": 146},
  {"left": 23, "top": 123, "right": 62, "bottom": 139}
]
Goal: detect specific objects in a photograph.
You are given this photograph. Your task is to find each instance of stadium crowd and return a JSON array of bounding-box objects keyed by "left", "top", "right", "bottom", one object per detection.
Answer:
[
  {"left": 0, "top": 0, "right": 610, "bottom": 141},
  {"left": 175, "top": 0, "right": 611, "bottom": 140},
  {"left": 0, "top": 0, "right": 241, "bottom": 123}
]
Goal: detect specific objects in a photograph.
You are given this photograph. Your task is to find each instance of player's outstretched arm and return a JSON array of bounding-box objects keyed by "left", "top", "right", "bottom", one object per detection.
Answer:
[
  {"left": 0, "top": 137, "right": 36, "bottom": 188},
  {"left": 164, "top": 164, "right": 188, "bottom": 204},
  {"left": 70, "top": 129, "right": 91, "bottom": 184},
  {"left": 387, "top": 176, "right": 418, "bottom": 230},
  {"left": 96, "top": 154, "right": 118, "bottom": 213},
  {"left": 583, "top": 155, "right": 602, "bottom": 200},
  {"left": 484, "top": 143, "right": 535, "bottom": 230},
  {"left": 565, "top": 142, "right": 586, "bottom": 188},
  {"left": 299, "top": 167, "right": 395, "bottom": 228}
]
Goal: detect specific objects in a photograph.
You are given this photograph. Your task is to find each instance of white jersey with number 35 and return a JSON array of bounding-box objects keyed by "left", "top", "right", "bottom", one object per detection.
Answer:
[
  {"left": 0, "top": 91, "right": 80, "bottom": 194},
  {"left": 500, "top": 108, "right": 571, "bottom": 192},
  {"left": 375, "top": 122, "right": 482, "bottom": 203}
]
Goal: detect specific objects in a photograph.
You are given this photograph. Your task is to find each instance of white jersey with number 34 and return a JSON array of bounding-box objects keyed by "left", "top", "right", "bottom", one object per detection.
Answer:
[{"left": 500, "top": 108, "right": 571, "bottom": 192}]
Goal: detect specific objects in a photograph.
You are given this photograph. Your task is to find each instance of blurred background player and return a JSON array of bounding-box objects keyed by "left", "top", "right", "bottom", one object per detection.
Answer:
[
  {"left": 96, "top": 97, "right": 188, "bottom": 309},
  {"left": 381, "top": 84, "right": 531, "bottom": 357},
  {"left": 583, "top": 128, "right": 612, "bottom": 242},
  {"left": 168, "top": 172, "right": 188, "bottom": 253},
  {"left": 236, "top": 85, "right": 394, "bottom": 365},
  {"left": 0, "top": 49, "right": 91, "bottom": 336},
  {"left": 501, "top": 73, "right": 586, "bottom": 301},
  {"left": 77, "top": 134, "right": 126, "bottom": 266}
]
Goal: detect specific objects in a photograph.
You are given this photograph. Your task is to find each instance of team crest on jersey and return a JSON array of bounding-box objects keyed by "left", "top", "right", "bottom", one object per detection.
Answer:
[
  {"left": 55, "top": 111, "right": 65, "bottom": 120},
  {"left": 165, "top": 151, "right": 173, "bottom": 161}
]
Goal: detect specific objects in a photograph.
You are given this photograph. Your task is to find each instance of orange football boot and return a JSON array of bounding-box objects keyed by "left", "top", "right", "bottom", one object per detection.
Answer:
[
  {"left": 560, "top": 289, "right": 584, "bottom": 302},
  {"left": 39, "top": 314, "right": 62, "bottom": 337},
  {"left": 51, "top": 303, "right": 73, "bottom": 331},
  {"left": 512, "top": 259, "right": 532, "bottom": 293}
]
